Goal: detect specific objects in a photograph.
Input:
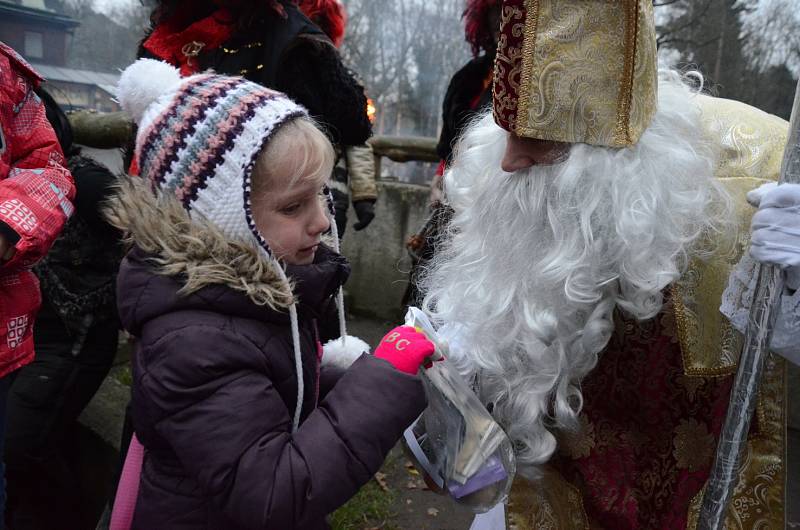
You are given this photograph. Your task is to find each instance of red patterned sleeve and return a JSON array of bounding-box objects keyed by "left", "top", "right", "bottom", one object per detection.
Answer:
[{"left": 0, "top": 83, "right": 75, "bottom": 269}]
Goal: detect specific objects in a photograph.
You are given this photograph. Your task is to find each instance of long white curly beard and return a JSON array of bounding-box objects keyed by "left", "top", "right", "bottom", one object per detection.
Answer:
[{"left": 421, "top": 72, "right": 734, "bottom": 472}]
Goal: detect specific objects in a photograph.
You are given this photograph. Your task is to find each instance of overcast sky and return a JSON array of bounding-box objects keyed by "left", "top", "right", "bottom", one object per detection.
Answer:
[
  {"left": 91, "top": 0, "right": 136, "bottom": 15},
  {"left": 90, "top": 0, "right": 800, "bottom": 18},
  {"left": 94, "top": 0, "right": 800, "bottom": 33},
  {"left": 91, "top": 0, "right": 800, "bottom": 12}
]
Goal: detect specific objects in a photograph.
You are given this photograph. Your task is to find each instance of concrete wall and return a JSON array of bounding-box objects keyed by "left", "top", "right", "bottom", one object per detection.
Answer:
[{"left": 341, "top": 179, "right": 429, "bottom": 321}]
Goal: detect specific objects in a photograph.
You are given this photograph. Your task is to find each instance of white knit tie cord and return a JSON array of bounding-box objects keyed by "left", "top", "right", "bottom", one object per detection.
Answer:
[
  {"left": 277, "top": 196, "right": 348, "bottom": 433},
  {"left": 269, "top": 260, "right": 304, "bottom": 433},
  {"left": 288, "top": 303, "right": 303, "bottom": 432},
  {"left": 328, "top": 205, "right": 348, "bottom": 343}
]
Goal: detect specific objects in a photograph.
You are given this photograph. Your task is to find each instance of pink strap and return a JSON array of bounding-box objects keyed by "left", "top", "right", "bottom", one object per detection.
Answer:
[{"left": 109, "top": 433, "right": 145, "bottom": 530}]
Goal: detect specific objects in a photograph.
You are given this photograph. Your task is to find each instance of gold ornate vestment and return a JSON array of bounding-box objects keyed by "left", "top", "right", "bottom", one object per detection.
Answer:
[
  {"left": 492, "top": 0, "right": 657, "bottom": 148},
  {"left": 506, "top": 93, "right": 790, "bottom": 530},
  {"left": 489, "top": 1, "right": 791, "bottom": 526}
]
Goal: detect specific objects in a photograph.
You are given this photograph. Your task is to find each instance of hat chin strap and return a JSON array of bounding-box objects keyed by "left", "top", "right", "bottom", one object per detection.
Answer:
[
  {"left": 284, "top": 201, "right": 348, "bottom": 433},
  {"left": 288, "top": 302, "right": 304, "bottom": 432},
  {"left": 263, "top": 256, "right": 305, "bottom": 433},
  {"left": 327, "top": 208, "right": 348, "bottom": 342}
]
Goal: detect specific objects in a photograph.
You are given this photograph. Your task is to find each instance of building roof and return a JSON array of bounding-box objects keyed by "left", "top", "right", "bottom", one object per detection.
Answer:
[
  {"left": 32, "top": 62, "right": 119, "bottom": 96},
  {"left": 0, "top": 1, "right": 79, "bottom": 28},
  {"left": 20, "top": 0, "right": 47, "bottom": 10}
]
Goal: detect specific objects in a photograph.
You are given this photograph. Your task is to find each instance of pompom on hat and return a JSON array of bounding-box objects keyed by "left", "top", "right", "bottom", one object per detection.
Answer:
[{"left": 117, "top": 58, "right": 184, "bottom": 124}]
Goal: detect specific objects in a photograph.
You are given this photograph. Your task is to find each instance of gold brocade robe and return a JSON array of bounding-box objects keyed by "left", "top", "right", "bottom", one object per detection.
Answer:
[{"left": 507, "top": 96, "right": 790, "bottom": 529}]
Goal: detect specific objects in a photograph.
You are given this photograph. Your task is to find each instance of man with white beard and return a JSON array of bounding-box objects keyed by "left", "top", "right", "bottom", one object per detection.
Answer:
[{"left": 422, "top": 1, "right": 800, "bottom": 528}]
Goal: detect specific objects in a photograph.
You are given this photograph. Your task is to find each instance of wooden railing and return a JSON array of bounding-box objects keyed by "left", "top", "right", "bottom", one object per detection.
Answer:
[
  {"left": 69, "top": 111, "right": 132, "bottom": 149},
  {"left": 67, "top": 110, "right": 439, "bottom": 170},
  {"left": 368, "top": 135, "right": 437, "bottom": 179}
]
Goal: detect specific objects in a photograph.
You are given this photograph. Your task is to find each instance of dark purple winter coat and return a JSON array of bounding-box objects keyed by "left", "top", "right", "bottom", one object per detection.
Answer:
[{"left": 109, "top": 177, "right": 426, "bottom": 530}]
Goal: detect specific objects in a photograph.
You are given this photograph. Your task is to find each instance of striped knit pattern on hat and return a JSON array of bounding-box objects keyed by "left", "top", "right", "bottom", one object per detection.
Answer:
[{"left": 132, "top": 72, "right": 307, "bottom": 252}]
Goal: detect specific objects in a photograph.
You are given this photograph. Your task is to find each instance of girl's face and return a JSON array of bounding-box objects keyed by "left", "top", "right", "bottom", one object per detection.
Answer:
[{"left": 251, "top": 143, "right": 332, "bottom": 266}]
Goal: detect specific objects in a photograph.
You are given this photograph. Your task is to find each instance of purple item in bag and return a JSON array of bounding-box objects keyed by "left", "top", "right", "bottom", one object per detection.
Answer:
[{"left": 447, "top": 455, "right": 508, "bottom": 499}]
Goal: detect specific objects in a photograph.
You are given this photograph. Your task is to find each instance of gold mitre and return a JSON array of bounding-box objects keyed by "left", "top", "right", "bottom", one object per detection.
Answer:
[{"left": 492, "top": 0, "right": 658, "bottom": 147}]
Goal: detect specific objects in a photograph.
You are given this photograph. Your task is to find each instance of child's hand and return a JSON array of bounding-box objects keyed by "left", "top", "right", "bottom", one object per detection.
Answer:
[{"left": 374, "top": 326, "right": 435, "bottom": 375}]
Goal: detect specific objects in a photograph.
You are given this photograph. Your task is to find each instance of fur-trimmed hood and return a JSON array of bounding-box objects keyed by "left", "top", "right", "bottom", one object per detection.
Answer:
[{"left": 107, "top": 175, "right": 349, "bottom": 335}]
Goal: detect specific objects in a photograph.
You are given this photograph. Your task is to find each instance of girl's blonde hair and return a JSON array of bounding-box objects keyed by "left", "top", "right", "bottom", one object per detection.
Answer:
[{"left": 253, "top": 117, "right": 335, "bottom": 197}]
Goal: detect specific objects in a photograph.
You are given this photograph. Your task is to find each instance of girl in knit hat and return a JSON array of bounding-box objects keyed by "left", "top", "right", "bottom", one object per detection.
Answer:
[{"left": 107, "top": 59, "right": 432, "bottom": 530}]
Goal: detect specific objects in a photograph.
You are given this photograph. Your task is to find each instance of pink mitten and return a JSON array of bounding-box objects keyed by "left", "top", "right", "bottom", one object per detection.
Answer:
[{"left": 374, "top": 326, "right": 435, "bottom": 375}]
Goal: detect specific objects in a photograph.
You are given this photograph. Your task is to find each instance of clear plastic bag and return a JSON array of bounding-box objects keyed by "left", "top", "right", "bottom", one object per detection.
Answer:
[{"left": 402, "top": 307, "right": 515, "bottom": 513}]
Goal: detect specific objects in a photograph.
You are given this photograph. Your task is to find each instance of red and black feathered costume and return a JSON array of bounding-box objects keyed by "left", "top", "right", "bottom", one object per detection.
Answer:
[
  {"left": 295, "top": 0, "right": 346, "bottom": 48},
  {"left": 134, "top": 0, "right": 376, "bottom": 235},
  {"left": 137, "top": 0, "right": 370, "bottom": 149}
]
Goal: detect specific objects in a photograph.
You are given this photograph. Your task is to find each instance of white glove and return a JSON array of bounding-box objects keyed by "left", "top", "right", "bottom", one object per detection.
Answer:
[{"left": 747, "top": 182, "right": 800, "bottom": 291}]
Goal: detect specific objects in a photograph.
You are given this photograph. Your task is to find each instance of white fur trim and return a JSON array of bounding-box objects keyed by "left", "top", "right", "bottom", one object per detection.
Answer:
[
  {"left": 322, "top": 336, "right": 370, "bottom": 370},
  {"left": 117, "top": 59, "right": 182, "bottom": 124}
]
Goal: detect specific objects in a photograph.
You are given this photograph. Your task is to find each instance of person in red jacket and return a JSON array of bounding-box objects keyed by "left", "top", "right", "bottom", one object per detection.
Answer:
[{"left": 0, "top": 41, "right": 74, "bottom": 526}]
